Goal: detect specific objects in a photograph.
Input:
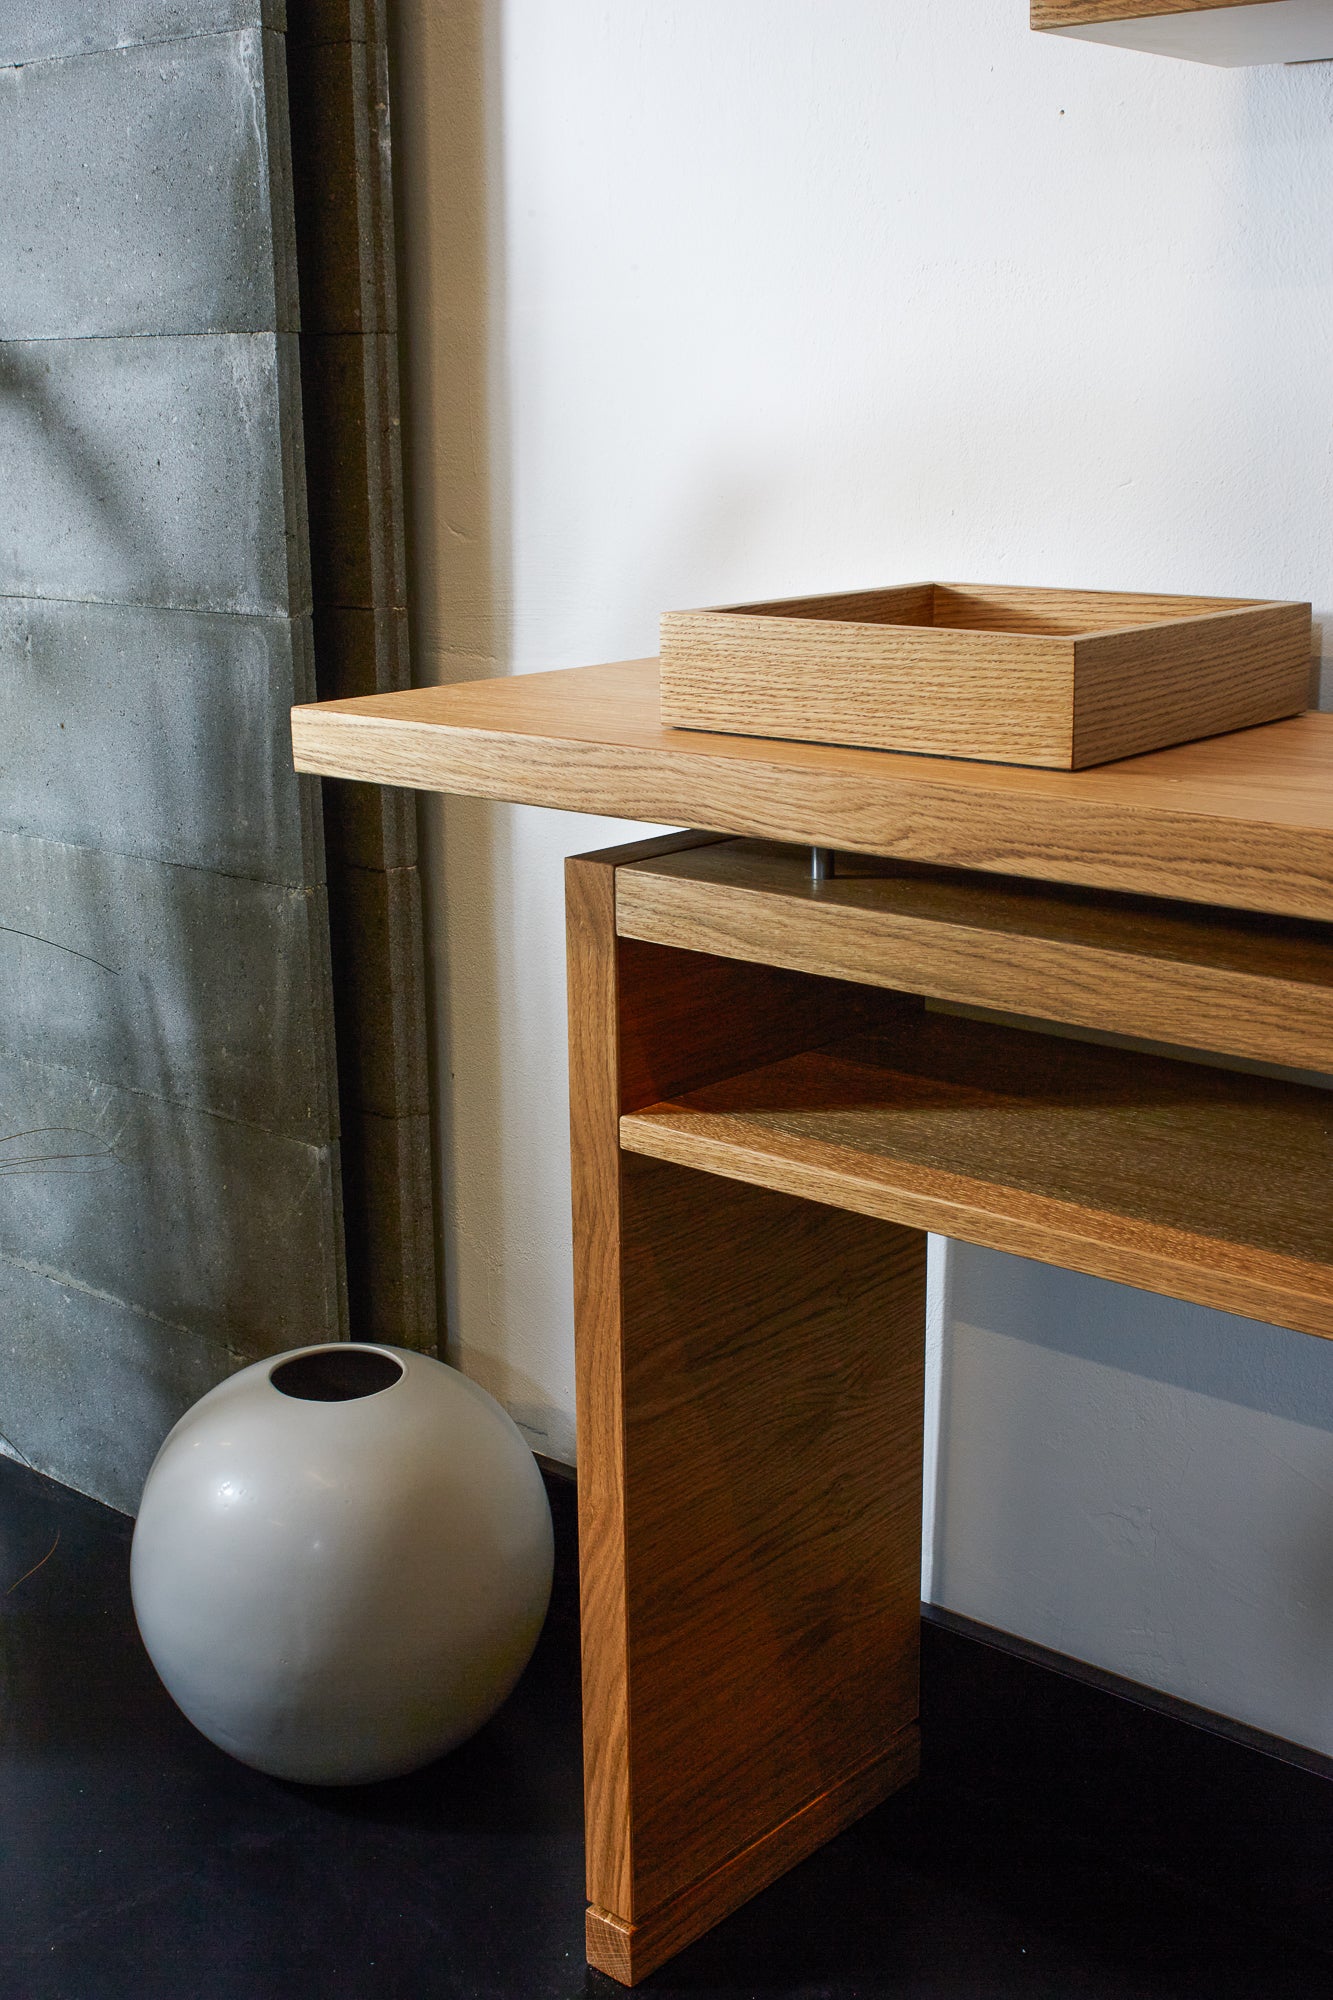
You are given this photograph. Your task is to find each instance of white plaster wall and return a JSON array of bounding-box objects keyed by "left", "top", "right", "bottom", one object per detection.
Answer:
[{"left": 391, "top": 1, "right": 1333, "bottom": 1745}]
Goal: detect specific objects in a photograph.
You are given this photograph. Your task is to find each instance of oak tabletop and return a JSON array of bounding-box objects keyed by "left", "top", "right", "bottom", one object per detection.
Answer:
[{"left": 290, "top": 657, "right": 1333, "bottom": 921}]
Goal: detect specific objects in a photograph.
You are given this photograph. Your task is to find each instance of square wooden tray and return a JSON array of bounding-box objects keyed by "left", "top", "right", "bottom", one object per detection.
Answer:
[{"left": 659, "top": 582, "right": 1311, "bottom": 770}]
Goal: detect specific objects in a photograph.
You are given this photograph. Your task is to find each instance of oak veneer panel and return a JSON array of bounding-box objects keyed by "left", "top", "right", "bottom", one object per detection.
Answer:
[
  {"left": 617, "top": 839, "right": 1333, "bottom": 1074},
  {"left": 291, "top": 661, "right": 1333, "bottom": 921},
  {"left": 660, "top": 584, "right": 1309, "bottom": 771},
  {"left": 585, "top": 1721, "right": 920, "bottom": 1986},
  {"left": 616, "top": 1159, "right": 925, "bottom": 1910},
  {"left": 621, "top": 1017, "right": 1333, "bottom": 1342},
  {"left": 566, "top": 846, "right": 635, "bottom": 1924},
  {"left": 1071, "top": 604, "right": 1307, "bottom": 767},
  {"left": 569, "top": 831, "right": 736, "bottom": 1927},
  {"left": 1034, "top": 0, "right": 1333, "bottom": 66},
  {"left": 568, "top": 839, "right": 926, "bottom": 1984}
]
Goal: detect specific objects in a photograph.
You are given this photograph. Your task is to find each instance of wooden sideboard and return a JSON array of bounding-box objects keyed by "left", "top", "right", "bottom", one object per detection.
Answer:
[{"left": 292, "top": 661, "right": 1333, "bottom": 1982}]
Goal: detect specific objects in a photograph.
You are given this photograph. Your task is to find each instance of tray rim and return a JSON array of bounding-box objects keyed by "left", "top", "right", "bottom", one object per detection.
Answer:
[{"left": 667, "top": 581, "right": 1306, "bottom": 648}]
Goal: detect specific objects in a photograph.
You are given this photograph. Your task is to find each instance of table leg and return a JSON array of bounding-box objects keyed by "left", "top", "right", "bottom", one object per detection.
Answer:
[{"left": 567, "top": 841, "right": 926, "bottom": 1985}]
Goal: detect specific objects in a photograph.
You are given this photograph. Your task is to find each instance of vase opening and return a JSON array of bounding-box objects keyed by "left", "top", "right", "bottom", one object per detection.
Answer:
[{"left": 269, "top": 1346, "right": 404, "bottom": 1403}]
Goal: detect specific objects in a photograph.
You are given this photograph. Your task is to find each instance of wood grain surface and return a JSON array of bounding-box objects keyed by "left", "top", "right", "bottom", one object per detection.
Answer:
[
  {"left": 616, "top": 838, "right": 1333, "bottom": 1073},
  {"left": 290, "top": 660, "right": 1333, "bottom": 921},
  {"left": 567, "top": 833, "right": 736, "bottom": 1927},
  {"left": 568, "top": 839, "right": 926, "bottom": 1983},
  {"left": 616, "top": 1160, "right": 925, "bottom": 1906},
  {"left": 660, "top": 583, "right": 1308, "bottom": 770},
  {"left": 661, "top": 605, "right": 1077, "bottom": 766},
  {"left": 1034, "top": 0, "right": 1278, "bottom": 23},
  {"left": 585, "top": 1722, "right": 919, "bottom": 1985},
  {"left": 730, "top": 582, "right": 1256, "bottom": 631},
  {"left": 1072, "top": 602, "right": 1308, "bottom": 766},
  {"left": 622, "top": 1016, "right": 1333, "bottom": 1341}
]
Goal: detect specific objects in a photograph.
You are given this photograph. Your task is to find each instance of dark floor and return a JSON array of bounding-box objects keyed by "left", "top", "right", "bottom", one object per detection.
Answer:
[{"left": 2, "top": 1455, "right": 1330, "bottom": 2000}]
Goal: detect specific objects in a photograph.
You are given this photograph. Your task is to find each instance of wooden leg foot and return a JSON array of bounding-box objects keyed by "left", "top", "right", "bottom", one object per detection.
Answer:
[{"left": 585, "top": 1722, "right": 920, "bottom": 1985}]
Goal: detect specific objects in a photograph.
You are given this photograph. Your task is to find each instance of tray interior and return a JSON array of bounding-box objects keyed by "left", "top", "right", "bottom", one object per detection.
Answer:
[{"left": 726, "top": 582, "right": 1255, "bottom": 640}]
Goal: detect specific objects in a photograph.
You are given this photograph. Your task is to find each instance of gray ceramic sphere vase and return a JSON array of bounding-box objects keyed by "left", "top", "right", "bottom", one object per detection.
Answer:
[{"left": 130, "top": 1344, "right": 554, "bottom": 1785}]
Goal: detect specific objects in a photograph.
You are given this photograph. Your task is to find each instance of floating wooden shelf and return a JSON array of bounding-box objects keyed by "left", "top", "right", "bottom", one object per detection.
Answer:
[
  {"left": 290, "top": 660, "right": 1333, "bottom": 923},
  {"left": 621, "top": 1011, "right": 1333, "bottom": 1341},
  {"left": 1033, "top": 0, "right": 1333, "bottom": 67}
]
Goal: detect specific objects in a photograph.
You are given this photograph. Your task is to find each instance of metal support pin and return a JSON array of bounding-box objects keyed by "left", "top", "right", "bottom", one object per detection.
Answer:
[{"left": 810, "top": 846, "right": 836, "bottom": 884}]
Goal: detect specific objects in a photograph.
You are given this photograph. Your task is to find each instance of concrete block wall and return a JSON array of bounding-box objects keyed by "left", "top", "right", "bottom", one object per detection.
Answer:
[
  {"left": 0, "top": 7, "right": 343, "bottom": 1511},
  {"left": 287, "top": 0, "right": 437, "bottom": 1354}
]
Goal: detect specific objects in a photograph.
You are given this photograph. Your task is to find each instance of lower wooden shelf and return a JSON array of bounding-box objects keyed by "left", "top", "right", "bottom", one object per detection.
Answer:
[{"left": 621, "top": 1010, "right": 1333, "bottom": 1340}]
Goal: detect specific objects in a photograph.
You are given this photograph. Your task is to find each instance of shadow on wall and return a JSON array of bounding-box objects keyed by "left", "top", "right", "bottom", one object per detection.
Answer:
[
  {"left": 391, "top": 0, "right": 668, "bottom": 1461},
  {"left": 390, "top": 0, "right": 511, "bottom": 687},
  {"left": 1316, "top": 616, "right": 1332, "bottom": 709},
  {"left": 390, "top": 0, "right": 535, "bottom": 1424},
  {"left": 934, "top": 1244, "right": 1333, "bottom": 1750},
  {"left": 950, "top": 1249, "right": 1333, "bottom": 1433},
  {"left": 0, "top": 347, "right": 161, "bottom": 595}
]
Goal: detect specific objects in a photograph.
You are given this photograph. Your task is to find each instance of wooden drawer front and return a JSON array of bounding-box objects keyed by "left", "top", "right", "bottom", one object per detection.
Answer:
[{"left": 616, "top": 839, "right": 1333, "bottom": 1075}]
